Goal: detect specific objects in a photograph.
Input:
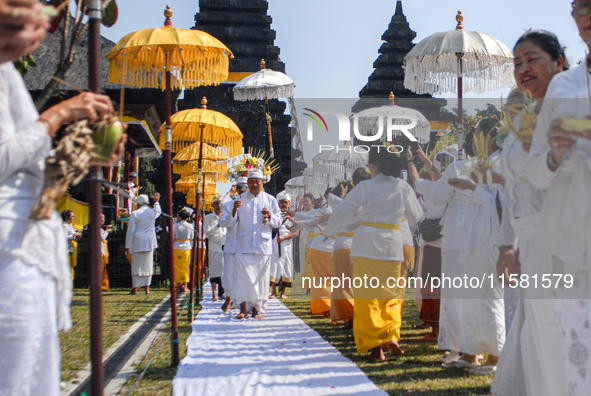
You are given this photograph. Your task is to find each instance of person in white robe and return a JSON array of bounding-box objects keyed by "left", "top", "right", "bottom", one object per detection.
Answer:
[
  {"left": 524, "top": 7, "right": 591, "bottom": 391},
  {"left": 125, "top": 193, "right": 162, "bottom": 294},
  {"left": 430, "top": 155, "right": 476, "bottom": 363},
  {"left": 218, "top": 177, "right": 249, "bottom": 312},
  {"left": 221, "top": 169, "right": 281, "bottom": 319},
  {"left": 438, "top": 120, "right": 506, "bottom": 373},
  {"left": 270, "top": 191, "right": 297, "bottom": 299},
  {"left": 0, "top": 4, "right": 116, "bottom": 393},
  {"left": 294, "top": 193, "right": 316, "bottom": 275},
  {"left": 204, "top": 194, "right": 227, "bottom": 301},
  {"left": 492, "top": 31, "right": 568, "bottom": 396}
]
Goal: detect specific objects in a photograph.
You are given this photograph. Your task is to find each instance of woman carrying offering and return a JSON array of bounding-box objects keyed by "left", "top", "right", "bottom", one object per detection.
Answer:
[
  {"left": 492, "top": 30, "right": 568, "bottom": 396},
  {"left": 524, "top": 2, "right": 591, "bottom": 393}
]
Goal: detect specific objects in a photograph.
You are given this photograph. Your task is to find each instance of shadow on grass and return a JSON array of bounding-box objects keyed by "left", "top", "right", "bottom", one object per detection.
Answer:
[{"left": 284, "top": 282, "right": 494, "bottom": 396}]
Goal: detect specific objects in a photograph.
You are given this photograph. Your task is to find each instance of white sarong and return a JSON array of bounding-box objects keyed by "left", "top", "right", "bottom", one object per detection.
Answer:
[
  {"left": 232, "top": 253, "right": 271, "bottom": 313},
  {"left": 222, "top": 253, "right": 235, "bottom": 298},
  {"left": 131, "top": 251, "right": 153, "bottom": 288},
  {"left": 208, "top": 251, "right": 224, "bottom": 279}
]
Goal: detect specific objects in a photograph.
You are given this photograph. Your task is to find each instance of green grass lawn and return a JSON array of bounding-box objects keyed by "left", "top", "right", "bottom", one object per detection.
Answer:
[
  {"left": 121, "top": 292, "right": 199, "bottom": 396},
  {"left": 285, "top": 274, "right": 494, "bottom": 395},
  {"left": 60, "top": 287, "right": 171, "bottom": 382}
]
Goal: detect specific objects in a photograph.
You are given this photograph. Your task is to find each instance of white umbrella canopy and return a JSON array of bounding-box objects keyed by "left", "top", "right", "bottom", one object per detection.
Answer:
[
  {"left": 232, "top": 59, "right": 295, "bottom": 162},
  {"left": 233, "top": 68, "right": 295, "bottom": 101},
  {"left": 284, "top": 176, "right": 306, "bottom": 199},
  {"left": 302, "top": 168, "right": 330, "bottom": 198},
  {"left": 312, "top": 145, "right": 368, "bottom": 185},
  {"left": 403, "top": 29, "right": 514, "bottom": 95},
  {"left": 352, "top": 93, "right": 432, "bottom": 144},
  {"left": 402, "top": 11, "right": 514, "bottom": 158}
]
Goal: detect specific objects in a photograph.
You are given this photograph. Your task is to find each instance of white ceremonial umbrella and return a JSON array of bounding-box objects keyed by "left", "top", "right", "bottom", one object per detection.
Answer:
[
  {"left": 352, "top": 92, "right": 432, "bottom": 144},
  {"left": 233, "top": 59, "right": 295, "bottom": 159},
  {"left": 403, "top": 11, "right": 514, "bottom": 158},
  {"left": 302, "top": 167, "right": 330, "bottom": 198},
  {"left": 284, "top": 176, "right": 306, "bottom": 199},
  {"left": 312, "top": 145, "right": 368, "bottom": 186}
]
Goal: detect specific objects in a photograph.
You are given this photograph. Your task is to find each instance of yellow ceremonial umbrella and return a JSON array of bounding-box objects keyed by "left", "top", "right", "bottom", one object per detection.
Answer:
[
  {"left": 172, "top": 141, "right": 228, "bottom": 180},
  {"left": 106, "top": 5, "right": 233, "bottom": 362},
  {"left": 159, "top": 101, "right": 243, "bottom": 155},
  {"left": 173, "top": 160, "right": 227, "bottom": 180},
  {"left": 162, "top": 98, "right": 243, "bottom": 321}
]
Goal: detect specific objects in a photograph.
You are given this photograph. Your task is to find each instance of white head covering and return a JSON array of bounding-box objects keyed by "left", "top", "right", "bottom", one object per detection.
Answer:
[
  {"left": 433, "top": 144, "right": 458, "bottom": 172},
  {"left": 277, "top": 191, "right": 291, "bottom": 202},
  {"left": 129, "top": 171, "right": 138, "bottom": 178},
  {"left": 212, "top": 194, "right": 223, "bottom": 203},
  {"left": 237, "top": 176, "right": 248, "bottom": 184},
  {"left": 135, "top": 194, "right": 149, "bottom": 206},
  {"left": 247, "top": 169, "right": 264, "bottom": 180}
]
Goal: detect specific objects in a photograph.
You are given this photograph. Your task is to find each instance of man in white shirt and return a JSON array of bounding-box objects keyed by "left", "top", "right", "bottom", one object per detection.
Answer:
[
  {"left": 270, "top": 191, "right": 297, "bottom": 299},
  {"left": 125, "top": 193, "right": 161, "bottom": 294},
  {"left": 204, "top": 194, "right": 226, "bottom": 301},
  {"left": 218, "top": 177, "right": 249, "bottom": 313},
  {"left": 221, "top": 169, "right": 282, "bottom": 319}
]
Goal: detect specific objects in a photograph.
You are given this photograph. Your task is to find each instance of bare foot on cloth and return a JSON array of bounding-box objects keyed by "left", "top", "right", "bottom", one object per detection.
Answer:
[
  {"left": 252, "top": 308, "right": 264, "bottom": 319},
  {"left": 222, "top": 298, "right": 232, "bottom": 313},
  {"left": 280, "top": 294, "right": 288, "bottom": 299},
  {"left": 234, "top": 313, "right": 246, "bottom": 320}
]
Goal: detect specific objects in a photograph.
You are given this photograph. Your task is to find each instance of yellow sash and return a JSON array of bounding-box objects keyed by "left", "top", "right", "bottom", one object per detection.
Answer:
[
  {"left": 175, "top": 238, "right": 191, "bottom": 242},
  {"left": 336, "top": 232, "right": 355, "bottom": 237},
  {"left": 360, "top": 222, "right": 401, "bottom": 230}
]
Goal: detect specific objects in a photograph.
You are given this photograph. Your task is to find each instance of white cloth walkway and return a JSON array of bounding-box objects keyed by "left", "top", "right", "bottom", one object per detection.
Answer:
[{"left": 173, "top": 284, "right": 386, "bottom": 396}]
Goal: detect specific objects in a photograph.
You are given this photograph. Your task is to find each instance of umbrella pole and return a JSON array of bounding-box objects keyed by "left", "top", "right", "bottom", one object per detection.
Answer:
[
  {"left": 200, "top": 177, "right": 206, "bottom": 300},
  {"left": 265, "top": 98, "right": 277, "bottom": 194},
  {"left": 87, "top": 2, "right": 104, "bottom": 395},
  {"left": 457, "top": 59, "right": 464, "bottom": 160},
  {"left": 189, "top": 123, "right": 205, "bottom": 322},
  {"left": 165, "top": 67, "right": 180, "bottom": 367}
]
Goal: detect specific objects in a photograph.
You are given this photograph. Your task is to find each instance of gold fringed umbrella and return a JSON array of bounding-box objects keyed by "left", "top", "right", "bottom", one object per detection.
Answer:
[
  {"left": 172, "top": 141, "right": 228, "bottom": 180},
  {"left": 106, "top": 5, "right": 233, "bottom": 360},
  {"left": 169, "top": 98, "right": 242, "bottom": 323},
  {"left": 106, "top": 13, "right": 232, "bottom": 89},
  {"left": 159, "top": 107, "right": 243, "bottom": 155},
  {"left": 172, "top": 160, "right": 227, "bottom": 179},
  {"left": 173, "top": 141, "right": 228, "bottom": 162}
]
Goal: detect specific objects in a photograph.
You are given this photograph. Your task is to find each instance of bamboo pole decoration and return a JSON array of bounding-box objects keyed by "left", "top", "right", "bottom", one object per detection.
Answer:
[
  {"left": 87, "top": 1, "right": 104, "bottom": 395},
  {"left": 456, "top": 11, "right": 465, "bottom": 160},
  {"left": 189, "top": 97, "right": 207, "bottom": 322},
  {"left": 163, "top": 5, "right": 180, "bottom": 368}
]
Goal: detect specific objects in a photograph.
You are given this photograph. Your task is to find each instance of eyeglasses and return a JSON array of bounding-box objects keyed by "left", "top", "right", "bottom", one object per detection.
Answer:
[{"left": 573, "top": 1, "right": 591, "bottom": 16}]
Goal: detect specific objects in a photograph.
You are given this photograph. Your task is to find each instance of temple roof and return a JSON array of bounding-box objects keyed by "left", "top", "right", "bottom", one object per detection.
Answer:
[
  {"left": 193, "top": 0, "right": 285, "bottom": 78},
  {"left": 359, "top": 0, "right": 427, "bottom": 99}
]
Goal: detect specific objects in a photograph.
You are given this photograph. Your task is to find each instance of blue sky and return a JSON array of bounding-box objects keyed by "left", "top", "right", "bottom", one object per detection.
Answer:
[
  {"left": 100, "top": 1, "right": 586, "bottom": 190},
  {"left": 102, "top": 0, "right": 586, "bottom": 100}
]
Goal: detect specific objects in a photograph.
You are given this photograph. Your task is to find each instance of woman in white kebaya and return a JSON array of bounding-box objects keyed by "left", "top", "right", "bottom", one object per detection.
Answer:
[
  {"left": 492, "top": 30, "right": 568, "bottom": 396},
  {"left": 524, "top": 2, "right": 591, "bottom": 393}
]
